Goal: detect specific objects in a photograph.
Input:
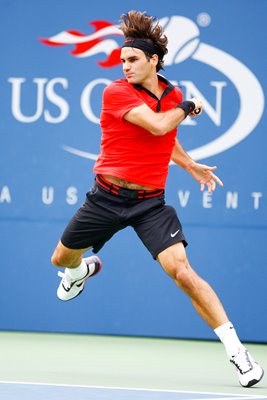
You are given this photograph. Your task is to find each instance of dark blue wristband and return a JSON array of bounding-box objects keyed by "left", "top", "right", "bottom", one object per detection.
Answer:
[{"left": 176, "top": 101, "right": 195, "bottom": 117}]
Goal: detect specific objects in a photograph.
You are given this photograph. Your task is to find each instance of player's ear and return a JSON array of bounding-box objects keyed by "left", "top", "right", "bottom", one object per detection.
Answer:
[{"left": 151, "top": 54, "right": 159, "bottom": 67}]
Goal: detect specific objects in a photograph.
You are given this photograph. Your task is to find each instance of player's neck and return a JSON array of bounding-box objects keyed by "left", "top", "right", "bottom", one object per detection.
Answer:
[{"left": 141, "top": 74, "right": 163, "bottom": 99}]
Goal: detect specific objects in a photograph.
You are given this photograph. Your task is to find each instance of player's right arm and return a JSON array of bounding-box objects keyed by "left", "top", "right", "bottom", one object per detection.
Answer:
[{"left": 124, "top": 97, "right": 202, "bottom": 136}]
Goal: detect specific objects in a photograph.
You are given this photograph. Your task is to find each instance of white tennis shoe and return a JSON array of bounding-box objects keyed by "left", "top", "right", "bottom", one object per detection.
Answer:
[
  {"left": 57, "top": 256, "right": 102, "bottom": 301},
  {"left": 230, "top": 349, "right": 264, "bottom": 387}
]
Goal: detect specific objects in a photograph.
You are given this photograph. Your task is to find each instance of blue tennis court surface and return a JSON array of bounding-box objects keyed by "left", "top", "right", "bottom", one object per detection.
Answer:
[{"left": 0, "top": 382, "right": 266, "bottom": 400}]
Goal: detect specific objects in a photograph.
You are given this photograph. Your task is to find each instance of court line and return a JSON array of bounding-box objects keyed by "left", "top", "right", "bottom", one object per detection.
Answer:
[{"left": 0, "top": 380, "right": 266, "bottom": 399}]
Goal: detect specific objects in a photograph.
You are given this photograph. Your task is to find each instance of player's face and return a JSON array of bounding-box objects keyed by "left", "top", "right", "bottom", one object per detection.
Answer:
[{"left": 120, "top": 47, "right": 156, "bottom": 84}]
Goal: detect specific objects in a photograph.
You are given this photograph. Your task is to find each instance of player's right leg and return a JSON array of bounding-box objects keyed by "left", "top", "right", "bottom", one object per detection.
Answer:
[{"left": 51, "top": 241, "right": 102, "bottom": 301}]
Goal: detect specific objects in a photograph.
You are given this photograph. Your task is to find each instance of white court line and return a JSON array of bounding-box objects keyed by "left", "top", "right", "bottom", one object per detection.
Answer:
[{"left": 0, "top": 380, "right": 266, "bottom": 399}]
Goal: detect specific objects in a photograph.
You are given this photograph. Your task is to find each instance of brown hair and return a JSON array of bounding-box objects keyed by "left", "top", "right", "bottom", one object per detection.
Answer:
[{"left": 119, "top": 10, "right": 168, "bottom": 71}]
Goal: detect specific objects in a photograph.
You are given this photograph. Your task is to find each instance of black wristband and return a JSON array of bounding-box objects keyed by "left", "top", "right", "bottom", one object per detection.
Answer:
[{"left": 176, "top": 101, "right": 195, "bottom": 117}]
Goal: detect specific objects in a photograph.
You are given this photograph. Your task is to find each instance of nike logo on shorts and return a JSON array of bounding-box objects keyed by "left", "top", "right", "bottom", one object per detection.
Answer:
[{"left": 171, "top": 230, "right": 180, "bottom": 238}]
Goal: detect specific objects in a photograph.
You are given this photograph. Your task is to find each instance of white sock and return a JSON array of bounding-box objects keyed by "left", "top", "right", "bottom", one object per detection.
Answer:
[
  {"left": 214, "top": 321, "right": 246, "bottom": 359},
  {"left": 65, "top": 259, "right": 87, "bottom": 280}
]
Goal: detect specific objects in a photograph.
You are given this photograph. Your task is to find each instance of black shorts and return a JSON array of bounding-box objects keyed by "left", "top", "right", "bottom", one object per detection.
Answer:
[{"left": 61, "top": 177, "right": 187, "bottom": 259}]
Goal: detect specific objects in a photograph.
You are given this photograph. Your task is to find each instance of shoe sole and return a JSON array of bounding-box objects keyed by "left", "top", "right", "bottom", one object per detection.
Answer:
[
  {"left": 242, "top": 369, "right": 264, "bottom": 388},
  {"left": 76, "top": 256, "right": 102, "bottom": 289}
]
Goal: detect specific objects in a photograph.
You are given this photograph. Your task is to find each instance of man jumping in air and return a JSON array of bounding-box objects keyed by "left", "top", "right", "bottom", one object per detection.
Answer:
[{"left": 51, "top": 10, "right": 264, "bottom": 388}]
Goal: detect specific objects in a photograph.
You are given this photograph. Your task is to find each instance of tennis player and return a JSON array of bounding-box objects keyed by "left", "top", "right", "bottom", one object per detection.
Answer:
[{"left": 51, "top": 11, "right": 263, "bottom": 388}]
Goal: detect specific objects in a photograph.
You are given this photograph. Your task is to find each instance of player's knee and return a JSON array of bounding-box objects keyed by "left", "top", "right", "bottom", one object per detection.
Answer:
[
  {"left": 51, "top": 250, "right": 62, "bottom": 267},
  {"left": 175, "top": 268, "right": 198, "bottom": 294},
  {"left": 51, "top": 245, "right": 83, "bottom": 268},
  {"left": 169, "top": 258, "right": 198, "bottom": 294},
  {"left": 51, "top": 246, "right": 68, "bottom": 267}
]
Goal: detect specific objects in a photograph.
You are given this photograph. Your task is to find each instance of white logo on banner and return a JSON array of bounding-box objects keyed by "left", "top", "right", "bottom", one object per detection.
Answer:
[
  {"left": 161, "top": 16, "right": 264, "bottom": 160},
  {"left": 43, "top": 15, "right": 265, "bottom": 161}
]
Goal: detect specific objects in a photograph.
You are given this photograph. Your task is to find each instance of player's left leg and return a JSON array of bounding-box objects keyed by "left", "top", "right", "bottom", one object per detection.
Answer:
[
  {"left": 157, "top": 242, "right": 264, "bottom": 387},
  {"left": 157, "top": 242, "right": 228, "bottom": 329}
]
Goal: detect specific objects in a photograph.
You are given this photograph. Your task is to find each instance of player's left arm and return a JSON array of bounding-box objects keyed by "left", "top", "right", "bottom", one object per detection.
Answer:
[{"left": 171, "top": 138, "right": 223, "bottom": 192}]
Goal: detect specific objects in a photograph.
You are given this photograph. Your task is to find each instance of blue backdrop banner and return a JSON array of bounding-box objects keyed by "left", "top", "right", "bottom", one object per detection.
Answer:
[{"left": 0, "top": 0, "right": 266, "bottom": 342}]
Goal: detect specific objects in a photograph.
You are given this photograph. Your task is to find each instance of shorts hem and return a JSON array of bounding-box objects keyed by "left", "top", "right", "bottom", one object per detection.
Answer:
[
  {"left": 60, "top": 238, "right": 93, "bottom": 251},
  {"left": 152, "top": 238, "right": 188, "bottom": 260}
]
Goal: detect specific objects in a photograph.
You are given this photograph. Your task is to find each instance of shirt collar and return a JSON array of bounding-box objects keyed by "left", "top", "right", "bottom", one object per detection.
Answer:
[{"left": 133, "top": 74, "right": 175, "bottom": 93}]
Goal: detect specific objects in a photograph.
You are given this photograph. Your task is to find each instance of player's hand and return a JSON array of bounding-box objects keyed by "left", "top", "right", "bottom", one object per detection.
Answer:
[
  {"left": 189, "top": 97, "right": 203, "bottom": 117},
  {"left": 188, "top": 162, "right": 223, "bottom": 192}
]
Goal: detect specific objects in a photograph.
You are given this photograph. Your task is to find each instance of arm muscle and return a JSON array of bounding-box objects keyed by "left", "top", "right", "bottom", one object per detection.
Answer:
[{"left": 124, "top": 103, "right": 186, "bottom": 136}]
